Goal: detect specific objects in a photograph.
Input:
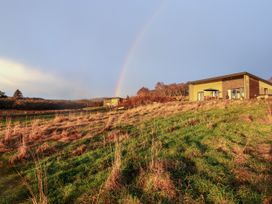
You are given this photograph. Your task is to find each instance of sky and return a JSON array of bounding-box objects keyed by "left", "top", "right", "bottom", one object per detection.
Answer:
[{"left": 0, "top": 0, "right": 272, "bottom": 99}]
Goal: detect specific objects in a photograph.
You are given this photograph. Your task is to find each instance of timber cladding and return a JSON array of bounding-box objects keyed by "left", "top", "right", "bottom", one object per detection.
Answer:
[
  {"left": 249, "top": 77, "right": 259, "bottom": 98},
  {"left": 222, "top": 77, "right": 244, "bottom": 99}
]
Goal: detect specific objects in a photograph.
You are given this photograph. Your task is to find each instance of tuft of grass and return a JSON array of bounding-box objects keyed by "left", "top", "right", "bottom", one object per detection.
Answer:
[
  {"left": 18, "top": 158, "right": 48, "bottom": 204},
  {"left": 10, "top": 135, "right": 28, "bottom": 164},
  {"left": 103, "top": 138, "right": 122, "bottom": 192},
  {"left": 139, "top": 139, "right": 177, "bottom": 200},
  {"left": 267, "top": 101, "right": 272, "bottom": 122},
  {"left": 72, "top": 144, "right": 87, "bottom": 156},
  {"left": 121, "top": 194, "right": 142, "bottom": 204},
  {"left": 140, "top": 160, "right": 177, "bottom": 200},
  {"left": 4, "top": 119, "right": 12, "bottom": 142}
]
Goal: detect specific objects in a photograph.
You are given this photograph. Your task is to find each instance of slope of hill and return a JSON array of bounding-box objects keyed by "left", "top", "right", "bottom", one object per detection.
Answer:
[{"left": 0, "top": 100, "right": 271, "bottom": 203}]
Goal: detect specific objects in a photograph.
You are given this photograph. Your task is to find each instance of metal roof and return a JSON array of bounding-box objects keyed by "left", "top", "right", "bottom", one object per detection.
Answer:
[{"left": 188, "top": 72, "right": 272, "bottom": 86}]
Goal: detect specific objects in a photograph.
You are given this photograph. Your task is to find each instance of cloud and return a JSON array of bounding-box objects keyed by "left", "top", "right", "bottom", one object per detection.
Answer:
[{"left": 0, "top": 58, "right": 89, "bottom": 99}]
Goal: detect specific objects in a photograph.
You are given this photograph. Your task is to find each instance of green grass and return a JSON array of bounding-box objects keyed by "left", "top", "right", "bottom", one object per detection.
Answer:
[{"left": 0, "top": 101, "right": 271, "bottom": 203}]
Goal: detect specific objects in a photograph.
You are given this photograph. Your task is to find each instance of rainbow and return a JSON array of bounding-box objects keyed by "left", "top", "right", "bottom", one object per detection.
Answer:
[{"left": 114, "top": 0, "right": 165, "bottom": 97}]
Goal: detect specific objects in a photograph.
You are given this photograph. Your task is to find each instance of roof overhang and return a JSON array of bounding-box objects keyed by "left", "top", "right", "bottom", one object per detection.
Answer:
[
  {"left": 204, "top": 89, "right": 219, "bottom": 91},
  {"left": 188, "top": 72, "right": 272, "bottom": 86}
]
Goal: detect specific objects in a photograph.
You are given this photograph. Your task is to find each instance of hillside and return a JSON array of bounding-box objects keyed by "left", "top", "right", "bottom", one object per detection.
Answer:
[{"left": 0, "top": 100, "right": 271, "bottom": 203}]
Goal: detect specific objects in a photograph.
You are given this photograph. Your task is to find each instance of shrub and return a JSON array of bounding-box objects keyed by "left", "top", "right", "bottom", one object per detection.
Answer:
[{"left": 119, "top": 95, "right": 174, "bottom": 108}]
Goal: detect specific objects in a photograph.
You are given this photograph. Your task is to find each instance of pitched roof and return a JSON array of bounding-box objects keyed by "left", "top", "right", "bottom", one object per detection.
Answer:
[{"left": 188, "top": 72, "right": 272, "bottom": 86}]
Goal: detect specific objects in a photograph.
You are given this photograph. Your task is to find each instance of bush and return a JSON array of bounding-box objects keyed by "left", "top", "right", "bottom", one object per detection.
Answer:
[{"left": 119, "top": 95, "right": 174, "bottom": 108}]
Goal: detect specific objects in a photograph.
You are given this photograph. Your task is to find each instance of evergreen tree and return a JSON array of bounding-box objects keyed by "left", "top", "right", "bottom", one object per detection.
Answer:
[
  {"left": 13, "top": 89, "right": 23, "bottom": 99},
  {"left": 0, "top": 90, "right": 7, "bottom": 98}
]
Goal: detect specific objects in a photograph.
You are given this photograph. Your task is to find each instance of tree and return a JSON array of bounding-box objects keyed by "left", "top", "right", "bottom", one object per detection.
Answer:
[
  {"left": 269, "top": 77, "right": 272, "bottom": 83},
  {"left": 0, "top": 90, "right": 7, "bottom": 98},
  {"left": 13, "top": 89, "right": 23, "bottom": 99},
  {"left": 137, "top": 87, "right": 150, "bottom": 96},
  {"left": 155, "top": 82, "right": 165, "bottom": 90}
]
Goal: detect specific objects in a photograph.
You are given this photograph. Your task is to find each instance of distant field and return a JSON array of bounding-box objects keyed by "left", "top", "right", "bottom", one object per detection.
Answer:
[
  {"left": 0, "top": 100, "right": 271, "bottom": 203},
  {"left": 0, "top": 98, "right": 104, "bottom": 123}
]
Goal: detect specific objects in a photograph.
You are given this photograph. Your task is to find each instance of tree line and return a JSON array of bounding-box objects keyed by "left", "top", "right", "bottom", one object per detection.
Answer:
[
  {"left": 137, "top": 82, "right": 189, "bottom": 97},
  {"left": 0, "top": 89, "right": 23, "bottom": 99}
]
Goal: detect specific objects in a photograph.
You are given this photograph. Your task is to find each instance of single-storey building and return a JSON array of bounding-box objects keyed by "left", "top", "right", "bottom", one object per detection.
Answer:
[
  {"left": 103, "top": 97, "right": 123, "bottom": 107},
  {"left": 189, "top": 72, "right": 272, "bottom": 101}
]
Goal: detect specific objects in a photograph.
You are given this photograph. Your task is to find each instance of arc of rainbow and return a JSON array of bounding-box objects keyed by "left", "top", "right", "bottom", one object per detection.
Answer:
[{"left": 114, "top": 0, "right": 165, "bottom": 97}]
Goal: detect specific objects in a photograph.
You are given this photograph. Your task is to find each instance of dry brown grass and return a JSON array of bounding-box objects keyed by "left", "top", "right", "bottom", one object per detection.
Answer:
[
  {"left": 233, "top": 167, "right": 254, "bottom": 184},
  {"left": 263, "top": 196, "right": 272, "bottom": 204},
  {"left": 103, "top": 144, "right": 122, "bottom": 190},
  {"left": 12, "top": 122, "right": 21, "bottom": 135},
  {"left": 240, "top": 114, "right": 254, "bottom": 122},
  {"left": 29, "top": 120, "right": 42, "bottom": 141},
  {"left": 139, "top": 140, "right": 177, "bottom": 200},
  {"left": 105, "top": 131, "right": 129, "bottom": 146},
  {"left": 121, "top": 195, "right": 142, "bottom": 204},
  {"left": 10, "top": 135, "right": 28, "bottom": 164},
  {"left": 4, "top": 119, "right": 12, "bottom": 142},
  {"left": 267, "top": 101, "right": 272, "bottom": 122},
  {"left": 103, "top": 116, "right": 115, "bottom": 131},
  {"left": 186, "top": 118, "right": 200, "bottom": 126},
  {"left": 0, "top": 141, "right": 9, "bottom": 153},
  {"left": 214, "top": 138, "right": 229, "bottom": 153},
  {"left": 103, "top": 139, "right": 122, "bottom": 191},
  {"left": 256, "top": 144, "right": 272, "bottom": 162},
  {"left": 53, "top": 115, "right": 66, "bottom": 123},
  {"left": 18, "top": 158, "right": 48, "bottom": 204},
  {"left": 232, "top": 144, "right": 248, "bottom": 164},
  {"left": 36, "top": 143, "right": 55, "bottom": 155},
  {"left": 72, "top": 144, "right": 87, "bottom": 156},
  {"left": 140, "top": 160, "right": 177, "bottom": 200},
  {"left": 1, "top": 100, "right": 237, "bottom": 163}
]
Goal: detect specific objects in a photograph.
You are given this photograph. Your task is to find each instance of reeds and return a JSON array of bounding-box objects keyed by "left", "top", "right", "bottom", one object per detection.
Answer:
[
  {"left": 72, "top": 144, "right": 87, "bottom": 156},
  {"left": 4, "top": 119, "right": 12, "bottom": 142},
  {"left": 103, "top": 139, "right": 122, "bottom": 191},
  {"left": 267, "top": 101, "right": 272, "bottom": 122},
  {"left": 18, "top": 158, "right": 48, "bottom": 204},
  {"left": 140, "top": 139, "right": 177, "bottom": 200},
  {"left": 10, "top": 135, "right": 28, "bottom": 164},
  {"left": 103, "top": 116, "right": 114, "bottom": 131}
]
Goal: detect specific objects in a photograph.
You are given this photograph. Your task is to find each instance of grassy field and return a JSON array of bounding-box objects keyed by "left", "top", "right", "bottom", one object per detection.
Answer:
[{"left": 0, "top": 100, "right": 271, "bottom": 203}]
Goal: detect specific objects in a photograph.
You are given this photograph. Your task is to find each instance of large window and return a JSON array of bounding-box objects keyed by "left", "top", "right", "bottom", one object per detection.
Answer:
[
  {"left": 197, "top": 91, "right": 204, "bottom": 101},
  {"left": 264, "top": 88, "right": 268, "bottom": 95},
  {"left": 212, "top": 90, "right": 219, "bottom": 97},
  {"left": 228, "top": 88, "right": 244, "bottom": 99}
]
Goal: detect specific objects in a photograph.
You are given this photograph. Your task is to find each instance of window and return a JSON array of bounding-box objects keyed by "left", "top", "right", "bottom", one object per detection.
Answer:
[
  {"left": 197, "top": 92, "right": 204, "bottom": 101},
  {"left": 228, "top": 88, "right": 244, "bottom": 99},
  {"left": 212, "top": 91, "right": 219, "bottom": 97},
  {"left": 264, "top": 88, "right": 268, "bottom": 95}
]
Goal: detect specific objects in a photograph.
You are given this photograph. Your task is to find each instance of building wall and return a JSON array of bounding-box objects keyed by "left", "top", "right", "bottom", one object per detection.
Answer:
[
  {"left": 244, "top": 75, "right": 250, "bottom": 99},
  {"left": 189, "top": 81, "right": 223, "bottom": 101},
  {"left": 189, "top": 84, "right": 194, "bottom": 101},
  {"left": 259, "top": 81, "right": 272, "bottom": 95},
  {"left": 222, "top": 77, "right": 244, "bottom": 99},
  {"left": 103, "top": 98, "right": 120, "bottom": 107},
  {"left": 189, "top": 74, "right": 272, "bottom": 101},
  {"left": 249, "top": 77, "right": 260, "bottom": 98}
]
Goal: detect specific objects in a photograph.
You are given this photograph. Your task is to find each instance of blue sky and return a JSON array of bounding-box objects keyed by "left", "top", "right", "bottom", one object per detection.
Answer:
[{"left": 0, "top": 0, "right": 272, "bottom": 99}]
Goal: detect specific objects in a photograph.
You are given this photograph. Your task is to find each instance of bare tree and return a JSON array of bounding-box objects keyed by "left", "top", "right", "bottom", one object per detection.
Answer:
[{"left": 137, "top": 87, "right": 150, "bottom": 96}]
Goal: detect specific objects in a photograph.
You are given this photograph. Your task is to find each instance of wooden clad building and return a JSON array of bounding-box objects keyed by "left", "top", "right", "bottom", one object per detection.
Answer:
[
  {"left": 103, "top": 97, "right": 123, "bottom": 107},
  {"left": 189, "top": 72, "right": 272, "bottom": 101}
]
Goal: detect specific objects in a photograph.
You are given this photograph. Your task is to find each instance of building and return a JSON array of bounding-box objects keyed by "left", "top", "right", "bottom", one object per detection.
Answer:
[
  {"left": 103, "top": 97, "right": 123, "bottom": 107},
  {"left": 189, "top": 72, "right": 272, "bottom": 101}
]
